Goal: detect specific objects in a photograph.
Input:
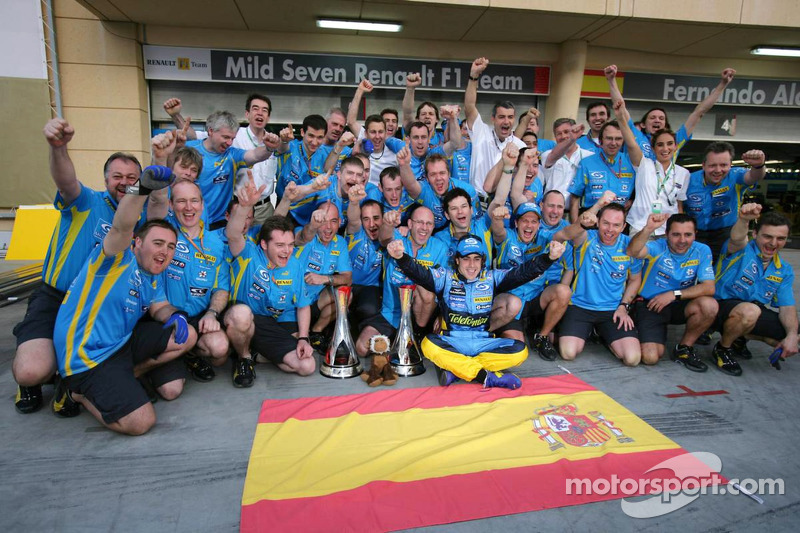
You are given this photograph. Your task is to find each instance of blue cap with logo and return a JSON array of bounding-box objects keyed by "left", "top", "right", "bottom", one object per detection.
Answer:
[
  {"left": 455, "top": 235, "right": 486, "bottom": 258},
  {"left": 514, "top": 202, "right": 542, "bottom": 220}
]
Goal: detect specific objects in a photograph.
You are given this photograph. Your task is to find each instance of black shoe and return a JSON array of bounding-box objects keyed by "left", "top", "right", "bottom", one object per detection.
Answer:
[
  {"left": 52, "top": 375, "right": 80, "bottom": 418},
  {"left": 696, "top": 329, "right": 713, "bottom": 346},
  {"left": 712, "top": 342, "right": 742, "bottom": 376},
  {"left": 233, "top": 357, "right": 255, "bottom": 388},
  {"left": 731, "top": 337, "right": 753, "bottom": 360},
  {"left": 531, "top": 333, "right": 558, "bottom": 361},
  {"left": 309, "top": 332, "right": 328, "bottom": 353},
  {"left": 185, "top": 354, "right": 215, "bottom": 382},
  {"left": 672, "top": 344, "right": 708, "bottom": 373},
  {"left": 15, "top": 385, "right": 43, "bottom": 414}
]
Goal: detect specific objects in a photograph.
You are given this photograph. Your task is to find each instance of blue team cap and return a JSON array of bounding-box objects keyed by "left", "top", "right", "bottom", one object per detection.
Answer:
[
  {"left": 514, "top": 202, "right": 542, "bottom": 220},
  {"left": 455, "top": 235, "right": 485, "bottom": 258}
]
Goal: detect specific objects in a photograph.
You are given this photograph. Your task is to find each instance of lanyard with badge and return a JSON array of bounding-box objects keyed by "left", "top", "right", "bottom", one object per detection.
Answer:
[
  {"left": 654, "top": 161, "right": 677, "bottom": 207},
  {"left": 181, "top": 226, "right": 211, "bottom": 265}
]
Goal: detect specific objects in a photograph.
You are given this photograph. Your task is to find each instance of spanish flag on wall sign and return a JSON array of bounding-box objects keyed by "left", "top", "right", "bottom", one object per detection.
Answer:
[{"left": 241, "top": 375, "right": 720, "bottom": 532}]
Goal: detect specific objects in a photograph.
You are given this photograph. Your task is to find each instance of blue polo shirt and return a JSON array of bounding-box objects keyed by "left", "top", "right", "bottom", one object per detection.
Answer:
[
  {"left": 381, "top": 231, "right": 448, "bottom": 327},
  {"left": 187, "top": 140, "right": 248, "bottom": 225},
  {"left": 433, "top": 213, "right": 494, "bottom": 263},
  {"left": 450, "top": 142, "right": 472, "bottom": 183},
  {"left": 288, "top": 176, "right": 381, "bottom": 227},
  {"left": 348, "top": 229, "right": 384, "bottom": 287},
  {"left": 275, "top": 139, "right": 329, "bottom": 199},
  {"left": 569, "top": 152, "right": 636, "bottom": 208},
  {"left": 229, "top": 240, "right": 311, "bottom": 319},
  {"left": 54, "top": 246, "right": 167, "bottom": 377},
  {"left": 416, "top": 179, "right": 482, "bottom": 230},
  {"left": 293, "top": 234, "right": 352, "bottom": 303},
  {"left": 715, "top": 239, "right": 795, "bottom": 307},
  {"left": 570, "top": 230, "right": 642, "bottom": 311},
  {"left": 638, "top": 240, "right": 714, "bottom": 300},
  {"left": 575, "top": 134, "right": 603, "bottom": 156},
  {"left": 683, "top": 167, "right": 751, "bottom": 231}
]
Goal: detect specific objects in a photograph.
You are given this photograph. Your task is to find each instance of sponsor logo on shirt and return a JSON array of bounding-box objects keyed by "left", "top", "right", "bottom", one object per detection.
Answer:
[{"left": 681, "top": 260, "right": 699, "bottom": 268}]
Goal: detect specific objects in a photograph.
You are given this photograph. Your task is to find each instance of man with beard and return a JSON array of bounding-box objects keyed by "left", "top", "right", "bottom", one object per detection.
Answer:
[
  {"left": 711, "top": 204, "right": 798, "bottom": 375},
  {"left": 225, "top": 180, "right": 316, "bottom": 387},
  {"left": 464, "top": 57, "right": 527, "bottom": 199},
  {"left": 627, "top": 213, "right": 718, "bottom": 370},
  {"left": 52, "top": 167, "right": 196, "bottom": 435},
  {"left": 163, "top": 180, "right": 231, "bottom": 383},
  {"left": 554, "top": 198, "right": 643, "bottom": 366},
  {"left": 568, "top": 120, "right": 636, "bottom": 222},
  {"left": 13, "top": 119, "right": 143, "bottom": 415}
]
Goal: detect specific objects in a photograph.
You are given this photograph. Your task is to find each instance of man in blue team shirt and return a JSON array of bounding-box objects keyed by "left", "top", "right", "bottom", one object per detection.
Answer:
[
  {"left": 293, "top": 202, "right": 353, "bottom": 351},
  {"left": 405, "top": 104, "right": 463, "bottom": 180},
  {"left": 369, "top": 206, "right": 448, "bottom": 341},
  {"left": 13, "top": 119, "right": 142, "bottom": 414},
  {"left": 711, "top": 204, "right": 798, "bottom": 376},
  {"left": 449, "top": 120, "right": 473, "bottom": 183},
  {"left": 398, "top": 149, "right": 482, "bottom": 231},
  {"left": 53, "top": 169, "right": 196, "bottom": 435},
  {"left": 378, "top": 166, "right": 416, "bottom": 223},
  {"left": 401, "top": 73, "right": 445, "bottom": 149},
  {"left": 345, "top": 195, "right": 388, "bottom": 357},
  {"left": 627, "top": 213, "right": 718, "bottom": 371},
  {"left": 575, "top": 102, "right": 610, "bottom": 157},
  {"left": 434, "top": 188, "right": 496, "bottom": 263},
  {"left": 187, "top": 111, "right": 280, "bottom": 229},
  {"left": 683, "top": 142, "right": 767, "bottom": 261},
  {"left": 605, "top": 65, "right": 736, "bottom": 161},
  {"left": 568, "top": 120, "right": 636, "bottom": 221},
  {"left": 225, "top": 181, "right": 316, "bottom": 387},
  {"left": 164, "top": 180, "right": 231, "bottom": 383},
  {"left": 554, "top": 196, "right": 643, "bottom": 366},
  {"left": 274, "top": 114, "right": 330, "bottom": 199}
]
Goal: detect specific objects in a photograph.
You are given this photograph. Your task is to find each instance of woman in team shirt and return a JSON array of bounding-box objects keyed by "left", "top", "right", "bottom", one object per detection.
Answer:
[{"left": 614, "top": 99, "right": 690, "bottom": 238}]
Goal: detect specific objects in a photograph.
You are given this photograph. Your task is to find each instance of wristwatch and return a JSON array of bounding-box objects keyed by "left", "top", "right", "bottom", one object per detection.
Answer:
[{"left": 673, "top": 290, "right": 682, "bottom": 300}]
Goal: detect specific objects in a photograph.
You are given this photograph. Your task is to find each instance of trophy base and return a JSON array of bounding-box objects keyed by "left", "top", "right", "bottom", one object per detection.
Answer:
[
  {"left": 391, "top": 360, "right": 426, "bottom": 377},
  {"left": 319, "top": 360, "right": 363, "bottom": 379}
]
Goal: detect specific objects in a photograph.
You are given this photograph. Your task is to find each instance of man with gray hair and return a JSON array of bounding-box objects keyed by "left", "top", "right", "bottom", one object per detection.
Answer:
[
  {"left": 185, "top": 110, "right": 280, "bottom": 228},
  {"left": 540, "top": 118, "right": 595, "bottom": 214},
  {"left": 464, "top": 57, "right": 527, "bottom": 200}
]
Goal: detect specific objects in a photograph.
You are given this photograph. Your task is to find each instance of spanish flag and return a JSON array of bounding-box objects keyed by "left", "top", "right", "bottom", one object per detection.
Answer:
[
  {"left": 241, "top": 375, "right": 719, "bottom": 532},
  {"left": 581, "top": 69, "right": 625, "bottom": 98}
]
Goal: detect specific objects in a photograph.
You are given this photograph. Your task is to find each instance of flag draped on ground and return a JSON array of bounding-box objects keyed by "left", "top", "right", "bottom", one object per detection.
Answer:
[{"left": 241, "top": 375, "right": 719, "bottom": 532}]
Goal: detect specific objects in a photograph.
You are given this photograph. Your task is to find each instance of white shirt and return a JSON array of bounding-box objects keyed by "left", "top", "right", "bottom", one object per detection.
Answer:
[
  {"left": 541, "top": 147, "right": 595, "bottom": 207},
  {"left": 356, "top": 129, "right": 398, "bottom": 186},
  {"left": 626, "top": 159, "right": 690, "bottom": 235},
  {"left": 468, "top": 112, "right": 526, "bottom": 196}
]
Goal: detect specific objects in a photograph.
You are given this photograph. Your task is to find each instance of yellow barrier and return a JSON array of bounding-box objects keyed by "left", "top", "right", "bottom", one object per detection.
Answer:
[{"left": 6, "top": 205, "right": 59, "bottom": 261}]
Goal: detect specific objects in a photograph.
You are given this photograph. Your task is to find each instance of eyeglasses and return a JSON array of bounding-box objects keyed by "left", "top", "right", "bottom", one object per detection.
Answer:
[{"left": 409, "top": 220, "right": 434, "bottom": 227}]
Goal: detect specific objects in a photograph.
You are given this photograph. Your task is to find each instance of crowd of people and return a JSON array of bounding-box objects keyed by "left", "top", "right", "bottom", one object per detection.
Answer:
[{"left": 11, "top": 57, "right": 797, "bottom": 436}]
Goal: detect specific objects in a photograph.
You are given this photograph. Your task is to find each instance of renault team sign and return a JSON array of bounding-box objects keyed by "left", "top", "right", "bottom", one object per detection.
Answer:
[{"left": 143, "top": 45, "right": 550, "bottom": 95}]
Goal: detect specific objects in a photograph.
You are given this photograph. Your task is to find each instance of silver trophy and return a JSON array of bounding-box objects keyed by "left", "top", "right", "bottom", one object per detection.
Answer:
[
  {"left": 389, "top": 285, "right": 426, "bottom": 376},
  {"left": 320, "top": 285, "right": 363, "bottom": 379}
]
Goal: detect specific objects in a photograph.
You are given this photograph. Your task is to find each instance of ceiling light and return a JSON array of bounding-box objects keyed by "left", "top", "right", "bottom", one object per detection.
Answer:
[
  {"left": 750, "top": 46, "right": 800, "bottom": 58},
  {"left": 317, "top": 19, "right": 402, "bottom": 33}
]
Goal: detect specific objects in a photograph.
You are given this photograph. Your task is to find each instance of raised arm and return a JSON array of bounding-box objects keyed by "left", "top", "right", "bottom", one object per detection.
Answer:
[
  {"left": 627, "top": 213, "right": 668, "bottom": 258},
  {"left": 613, "top": 99, "right": 642, "bottom": 167},
  {"left": 379, "top": 210, "right": 401, "bottom": 246},
  {"left": 324, "top": 131, "right": 355, "bottom": 173},
  {"left": 683, "top": 68, "right": 736, "bottom": 135},
  {"left": 396, "top": 147, "right": 422, "bottom": 198},
  {"left": 402, "top": 73, "right": 422, "bottom": 133},
  {"left": 43, "top": 118, "right": 81, "bottom": 205},
  {"left": 226, "top": 170, "right": 265, "bottom": 258},
  {"left": 495, "top": 242, "right": 563, "bottom": 293},
  {"left": 604, "top": 65, "right": 623, "bottom": 106},
  {"left": 163, "top": 98, "right": 197, "bottom": 140},
  {"left": 464, "top": 58, "right": 489, "bottom": 128},
  {"left": 727, "top": 202, "right": 761, "bottom": 255},
  {"left": 509, "top": 148, "right": 532, "bottom": 210},
  {"left": 514, "top": 107, "right": 539, "bottom": 139},
  {"left": 388, "top": 240, "right": 437, "bottom": 293},
  {"left": 147, "top": 130, "right": 181, "bottom": 220},
  {"left": 555, "top": 190, "right": 616, "bottom": 247},
  {"left": 440, "top": 105, "right": 464, "bottom": 155},
  {"left": 484, "top": 143, "right": 519, "bottom": 195},
  {"left": 544, "top": 123, "right": 584, "bottom": 168},
  {"left": 346, "top": 184, "right": 367, "bottom": 235},
  {"left": 742, "top": 149, "right": 767, "bottom": 186},
  {"left": 347, "top": 79, "right": 373, "bottom": 138}
]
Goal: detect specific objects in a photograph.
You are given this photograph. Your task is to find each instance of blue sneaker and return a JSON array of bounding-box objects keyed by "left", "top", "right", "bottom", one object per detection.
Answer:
[
  {"left": 484, "top": 372, "right": 521, "bottom": 390},
  {"left": 435, "top": 366, "right": 459, "bottom": 386}
]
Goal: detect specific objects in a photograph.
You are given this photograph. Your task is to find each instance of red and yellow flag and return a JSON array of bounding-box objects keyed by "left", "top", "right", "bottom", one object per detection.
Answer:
[{"left": 241, "top": 375, "right": 715, "bottom": 532}]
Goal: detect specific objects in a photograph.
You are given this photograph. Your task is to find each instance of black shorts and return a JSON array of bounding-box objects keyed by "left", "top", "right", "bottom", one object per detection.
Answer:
[
  {"left": 251, "top": 314, "right": 298, "bottom": 364},
  {"left": 494, "top": 296, "right": 545, "bottom": 335},
  {"left": 634, "top": 299, "right": 690, "bottom": 345},
  {"left": 132, "top": 319, "right": 184, "bottom": 387},
  {"left": 360, "top": 313, "right": 397, "bottom": 338},
  {"left": 558, "top": 305, "right": 638, "bottom": 343},
  {"left": 714, "top": 299, "right": 787, "bottom": 341},
  {"left": 696, "top": 227, "right": 731, "bottom": 263},
  {"left": 13, "top": 284, "right": 65, "bottom": 346},
  {"left": 62, "top": 319, "right": 175, "bottom": 425},
  {"left": 352, "top": 285, "right": 383, "bottom": 327}
]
